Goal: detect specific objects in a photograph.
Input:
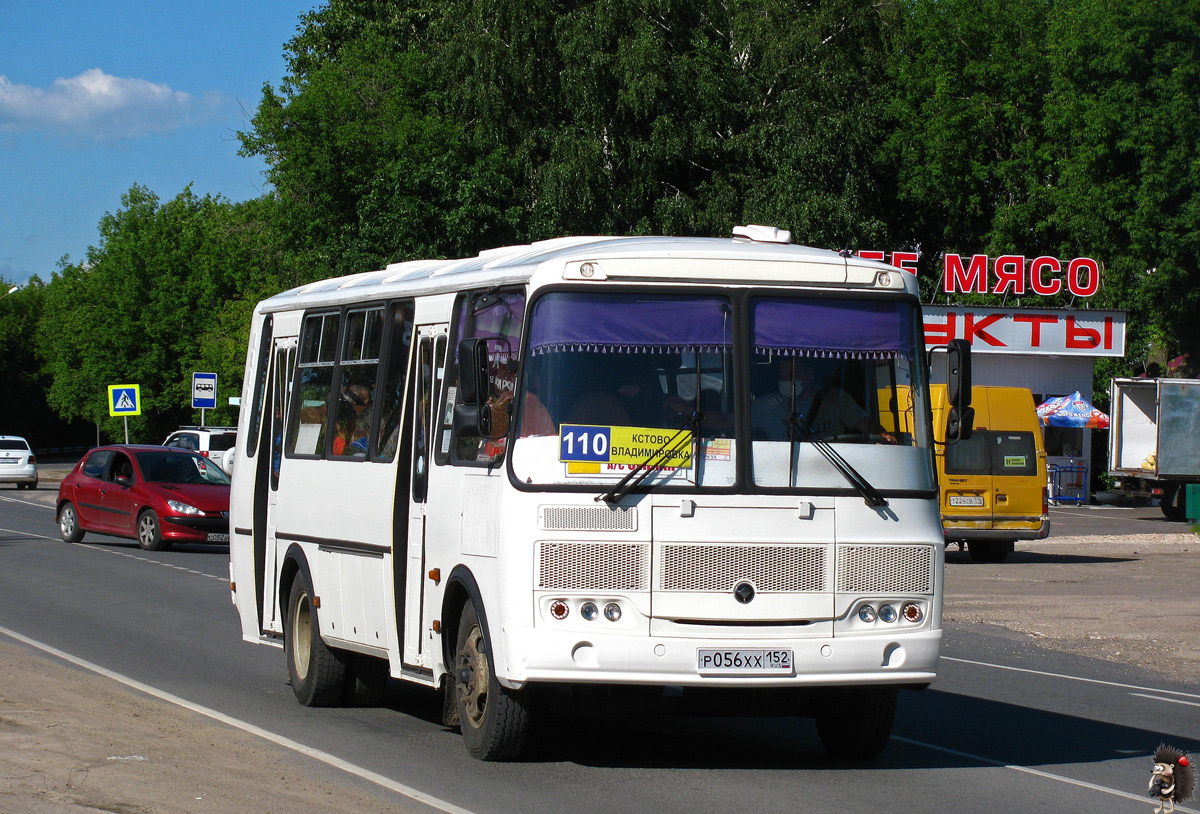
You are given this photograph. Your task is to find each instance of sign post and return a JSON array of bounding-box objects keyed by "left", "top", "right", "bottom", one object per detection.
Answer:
[
  {"left": 107, "top": 384, "right": 141, "bottom": 443},
  {"left": 192, "top": 372, "right": 217, "bottom": 427}
]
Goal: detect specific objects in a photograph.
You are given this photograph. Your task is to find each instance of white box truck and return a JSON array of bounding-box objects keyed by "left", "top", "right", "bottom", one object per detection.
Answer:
[{"left": 1108, "top": 377, "right": 1200, "bottom": 520}]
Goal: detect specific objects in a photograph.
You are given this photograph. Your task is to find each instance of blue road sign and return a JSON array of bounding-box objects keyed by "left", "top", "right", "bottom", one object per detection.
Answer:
[
  {"left": 108, "top": 384, "right": 141, "bottom": 416},
  {"left": 192, "top": 372, "right": 217, "bottom": 410}
]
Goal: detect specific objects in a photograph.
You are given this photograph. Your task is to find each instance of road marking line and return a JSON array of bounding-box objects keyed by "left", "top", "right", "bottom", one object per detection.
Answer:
[
  {"left": 0, "top": 525, "right": 58, "bottom": 540},
  {"left": 0, "top": 525, "right": 227, "bottom": 582},
  {"left": 941, "top": 655, "right": 1200, "bottom": 699},
  {"left": 892, "top": 736, "right": 1198, "bottom": 811},
  {"left": 0, "top": 495, "right": 51, "bottom": 509},
  {"left": 0, "top": 624, "right": 476, "bottom": 814},
  {"left": 1128, "top": 692, "right": 1200, "bottom": 708}
]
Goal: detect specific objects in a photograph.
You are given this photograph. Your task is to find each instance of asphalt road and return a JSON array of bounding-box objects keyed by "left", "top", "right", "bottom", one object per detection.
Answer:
[{"left": 1, "top": 483, "right": 1197, "bottom": 814}]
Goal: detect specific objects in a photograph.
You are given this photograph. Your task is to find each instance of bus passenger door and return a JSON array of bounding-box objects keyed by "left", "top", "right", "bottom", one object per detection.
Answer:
[
  {"left": 261, "top": 338, "right": 295, "bottom": 633},
  {"left": 402, "top": 327, "right": 447, "bottom": 669}
]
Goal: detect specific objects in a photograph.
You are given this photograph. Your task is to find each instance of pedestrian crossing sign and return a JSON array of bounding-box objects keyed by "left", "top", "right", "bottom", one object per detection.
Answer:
[{"left": 108, "top": 384, "right": 141, "bottom": 416}]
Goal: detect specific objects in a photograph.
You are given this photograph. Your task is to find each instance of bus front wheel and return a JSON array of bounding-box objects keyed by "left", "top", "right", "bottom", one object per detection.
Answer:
[
  {"left": 453, "top": 601, "right": 531, "bottom": 760},
  {"left": 286, "top": 575, "right": 346, "bottom": 706},
  {"left": 815, "top": 685, "right": 897, "bottom": 760}
]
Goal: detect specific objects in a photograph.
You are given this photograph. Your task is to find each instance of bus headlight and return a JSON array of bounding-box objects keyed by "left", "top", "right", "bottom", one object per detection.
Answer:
[
  {"left": 581, "top": 602, "right": 599, "bottom": 621},
  {"left": 858, "top": 604, "right": 877, "bottom": 623},
  {"left": 878, "top": 604, "right": 897, "bottom": 623},
  {"left": 604, "top": 603, "right": 622, "bottom": 622}
]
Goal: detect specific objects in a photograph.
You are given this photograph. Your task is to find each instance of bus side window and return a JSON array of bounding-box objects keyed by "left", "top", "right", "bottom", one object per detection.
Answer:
[
  {"left": 441, "top": 288, "right": 526, "bottom": 467},
  {"left": 374, "top": 300, "right": 415, "bottom": 462},
  {"left": 287, "top": 312, "right": 340, "bottom": 458},
  {"left": 330, "top": 306, "right": 384, "bottom": 459}
]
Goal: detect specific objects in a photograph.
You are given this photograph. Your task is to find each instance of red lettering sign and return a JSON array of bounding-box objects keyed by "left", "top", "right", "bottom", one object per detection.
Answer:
[{"left": 941, "top": 253, "right": 1098, "bottom": 297}]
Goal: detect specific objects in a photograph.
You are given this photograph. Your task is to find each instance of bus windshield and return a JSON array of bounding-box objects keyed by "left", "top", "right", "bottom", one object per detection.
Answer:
[{"left": 511, "top": 291, "right": 934, "bottom": 493}]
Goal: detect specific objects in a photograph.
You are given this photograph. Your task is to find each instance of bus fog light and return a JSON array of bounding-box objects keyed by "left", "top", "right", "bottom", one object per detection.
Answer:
[
  {"left": 902, "top": 602, "right": 923, "bottom": 623},
  {"left": 581, "top": 602, "right": 599, "bottom": 621},
  {"left": 879, "top": 604, "right": 897, "bottom": 623},
  {"left": 604, "top": 603, "right": 622, "bottom": 622},
  {"left": 550, "top": 600, "right": 569, "bottom": 620},
  {"left": 858, "top": 604, "right": 877, "bottom": 623}
]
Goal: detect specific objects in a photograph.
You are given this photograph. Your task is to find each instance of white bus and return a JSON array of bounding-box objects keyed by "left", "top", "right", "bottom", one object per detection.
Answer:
[{"left": 229, "top": 226, "right": 970, "bottom": 761}]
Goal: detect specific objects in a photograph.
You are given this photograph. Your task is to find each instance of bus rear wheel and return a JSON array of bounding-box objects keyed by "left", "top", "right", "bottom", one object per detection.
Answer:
[
  {"left": 815, "top": 686, "right": 897, "bottom": 760},
  {"left": 454, "top": 601, "right": 531, "bottom": 761},
  {"left": 286, "top": 575, "right": 346, "bottom": 706}
]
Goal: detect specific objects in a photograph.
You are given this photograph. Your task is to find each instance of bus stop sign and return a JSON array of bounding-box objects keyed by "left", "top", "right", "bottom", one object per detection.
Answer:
[{"left": 192, "top": 372, "right": 217, "bottom": 410}]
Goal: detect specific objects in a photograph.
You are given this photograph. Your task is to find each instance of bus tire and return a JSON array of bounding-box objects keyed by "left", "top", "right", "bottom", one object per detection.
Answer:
[
  {"left": 815, "top": 685, "right": 897, "bottom": 760},
  {"left": 137, "top": 509, "right": 170, "bottom": 551},
  {"left": 59, "top": 502, "right": 85, "bottom": 543},
  {"left": 286, "top": 575, "right": 346, "bottom": 707},
  {"left": 454, "top": 601, "right": 531, "bottom": 761}
]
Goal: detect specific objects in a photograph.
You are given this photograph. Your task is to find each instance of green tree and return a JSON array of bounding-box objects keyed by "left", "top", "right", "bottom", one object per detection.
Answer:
[{"left": 37, "top": 186, "right": 284, "bottom": 442}]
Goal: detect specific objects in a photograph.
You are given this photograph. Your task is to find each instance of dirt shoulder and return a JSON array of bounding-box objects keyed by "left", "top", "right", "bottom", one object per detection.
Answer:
[
  {"left": 944, "top": 533, "right": 1200, "bottom": 684},
  {"left": 0, "top": 641, "right": 422, "bottom": 814}
]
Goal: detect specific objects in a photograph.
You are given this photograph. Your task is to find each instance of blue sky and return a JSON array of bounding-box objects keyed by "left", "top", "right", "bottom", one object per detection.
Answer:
[{"left": 0, "top": 1, "right": 317, "bottom": 285}]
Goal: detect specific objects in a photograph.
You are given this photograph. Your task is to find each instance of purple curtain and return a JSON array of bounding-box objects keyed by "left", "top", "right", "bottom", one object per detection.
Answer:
[
  {"left": 528, "top": 293, "right": 732, "bottom": 355},
  {"left": 752, "top": 298, "right": 916, "bottom": 359}
]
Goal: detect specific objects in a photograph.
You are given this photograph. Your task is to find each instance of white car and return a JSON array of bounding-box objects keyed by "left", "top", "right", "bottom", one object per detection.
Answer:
[
  {"left": 163, "top": 427, "right": 238, "bottom": 470},
  {"left": 0, "top": 435, "right": 38, "bottom": 489}
]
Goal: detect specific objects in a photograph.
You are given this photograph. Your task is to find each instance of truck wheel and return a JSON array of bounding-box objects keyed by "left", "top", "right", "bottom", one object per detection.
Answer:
[
  {"left": 1160, "top": 484, "right": 1187, "bottom": 521},
  {"left": 816, "top": 686, "right": 898, "bottom": 760},
  {"left": 454, "top": 601, "right": 531, "bottom": 760},
  {"left": 286, "top": 575, "right": 346, "bottom": 706}
]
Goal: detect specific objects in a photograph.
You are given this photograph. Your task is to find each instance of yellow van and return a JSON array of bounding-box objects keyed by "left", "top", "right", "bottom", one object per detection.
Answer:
[{"left": 929, "top": 385, "right": 1049, "bottom": 562}]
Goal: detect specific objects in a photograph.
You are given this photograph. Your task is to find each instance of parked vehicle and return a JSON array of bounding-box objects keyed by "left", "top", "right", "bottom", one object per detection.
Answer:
[
  {"left": 56, "top": 445, "right": 230, "bottom": 550},
  {"left": 0, "top": 435, "right": 38, "bottom": 489},
  {"left": 1108, "top": 377, "right": 1200, "bottom": 520},
  {"left": 930, "top": 385, "right": 1049, "bottom": 562},
  {"left": 163, "top": 426, "right": 238, "bottom": 465}
]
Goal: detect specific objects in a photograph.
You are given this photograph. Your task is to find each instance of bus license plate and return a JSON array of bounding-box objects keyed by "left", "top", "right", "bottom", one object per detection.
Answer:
[
  {"left": 948, "top": 495, "right": 984, "bottom": 507},
  {"left": 697, "top": 649, "right": 793, "bottom": 675}
]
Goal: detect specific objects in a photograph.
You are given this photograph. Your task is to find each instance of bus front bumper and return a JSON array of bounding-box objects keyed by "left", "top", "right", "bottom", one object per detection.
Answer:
[{"left": 495, "top": 626, "right": 942, "bottom": 690}]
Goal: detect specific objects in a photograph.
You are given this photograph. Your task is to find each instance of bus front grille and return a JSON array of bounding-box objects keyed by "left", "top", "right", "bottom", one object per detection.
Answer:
[
  {"left": 835, "top": 545, "right": 934, "bottom": 594},
  {"left": 538, "top": 541, "right": 650, "bottom": 591},
  {"left": 539, "top": 505, "right": 637, "bottom": 531},
  {"left": 657, "top": 543, "right": 829, "bottom": 593}
]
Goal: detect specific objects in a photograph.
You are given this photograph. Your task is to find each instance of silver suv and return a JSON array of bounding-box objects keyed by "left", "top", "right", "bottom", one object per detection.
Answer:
[
  {"left": 0, "top": 435, "right": 38, "bottom": 489},
  {"left": 163, "top": 427, "right": 238, "bottom": 470}
]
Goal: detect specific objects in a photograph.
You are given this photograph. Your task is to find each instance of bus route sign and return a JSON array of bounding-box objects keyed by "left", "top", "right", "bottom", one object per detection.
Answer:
[{"left": 559, "top": 424, "right": 693, "bottom": 469}]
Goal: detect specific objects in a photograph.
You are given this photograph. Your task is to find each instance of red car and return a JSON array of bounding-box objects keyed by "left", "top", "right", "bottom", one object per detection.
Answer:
[{"left": 56, "top": 445, "right": 231, "bottom": 550}]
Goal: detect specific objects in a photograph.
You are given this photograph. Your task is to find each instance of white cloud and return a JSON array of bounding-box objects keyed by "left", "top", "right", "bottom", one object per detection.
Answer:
[{"left": 0, "top": 68, "right": 220, "bottom": 139}]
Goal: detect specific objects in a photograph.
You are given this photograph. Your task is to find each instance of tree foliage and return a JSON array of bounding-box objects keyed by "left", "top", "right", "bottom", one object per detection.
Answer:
[
  {"left": 37, "top": 186, "right": 285, "bottom": 442},
  {"left": 20, "top": 0, "right": 1200, "bottom": 441}
]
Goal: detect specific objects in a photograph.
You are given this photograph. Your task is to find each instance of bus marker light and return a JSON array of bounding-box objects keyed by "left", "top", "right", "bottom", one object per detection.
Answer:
[
  {"left": 879, "top": 604, "right": 897, "bottom": 623},
  {"left": 428, "top": 568, "right": 441, "bottom": 583},
  {"left": 550, "top": 600, "right": 569, "bottom": 620},
  {"left": 902, "top": 603, "right": 923, "bottom": 623},
  {"left": 858, "top": 605, "right": 876, "bottom": 623},
  {"left": 581, "top": 602, "right": 599, "bottom": 621},
  {"left": 604, "top": 603, "right": 622, "bottom": 622},
  {"left": 432, "top": 620, "right": 441, "bottom": 633}
]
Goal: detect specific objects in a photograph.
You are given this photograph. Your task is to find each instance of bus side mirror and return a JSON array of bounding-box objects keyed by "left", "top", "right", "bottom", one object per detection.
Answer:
[
  {"left": 945, "top": 338, "right": 974, "bottom": 443},
  {"left": 457, "top": 338, "right": 490, "bottom": 405},
  {"left": 453, "top": 403, "right": 493, "bottom": 437},
  {"left": 455, "top": 338, "right": 493, "bottom": 437}
]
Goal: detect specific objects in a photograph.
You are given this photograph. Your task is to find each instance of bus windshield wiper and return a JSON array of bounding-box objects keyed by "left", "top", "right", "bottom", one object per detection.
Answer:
[
  {"left": 786, "top": 414, "right": 888, "bottom": 508},
  {"left": 597, "top": 412, "right": 703, "bottom": 505}
]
